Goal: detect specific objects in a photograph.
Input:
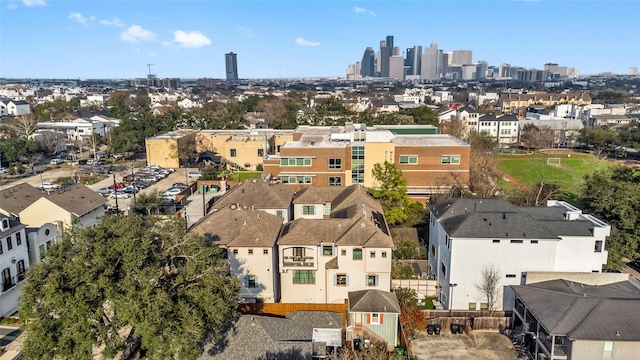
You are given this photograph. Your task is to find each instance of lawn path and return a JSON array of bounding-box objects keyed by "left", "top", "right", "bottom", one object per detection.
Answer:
[{"left": 493, "top": 168, "right": 530, "bottom": 191}]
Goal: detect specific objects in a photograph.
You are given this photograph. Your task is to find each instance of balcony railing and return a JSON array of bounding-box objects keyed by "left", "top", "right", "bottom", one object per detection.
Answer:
[
  {"left": 282, "top": 256, "right": 316, "bottom": 267},
  {"left": 2, "top": 281, "right": 15, "bottom": 292}
]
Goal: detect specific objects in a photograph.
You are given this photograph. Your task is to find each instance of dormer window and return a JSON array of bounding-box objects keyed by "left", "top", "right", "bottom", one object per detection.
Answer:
[{"left": 1, "top": 219, "right": 8, "bottom": 230}]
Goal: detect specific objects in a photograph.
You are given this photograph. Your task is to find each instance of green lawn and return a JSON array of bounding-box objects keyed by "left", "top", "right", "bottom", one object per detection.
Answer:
[
  {"left": 229, "top": 171, "right": 263, "bottom": 182},
  {"left": 495, "top": 153, "right": 610, "bottom": 203}
]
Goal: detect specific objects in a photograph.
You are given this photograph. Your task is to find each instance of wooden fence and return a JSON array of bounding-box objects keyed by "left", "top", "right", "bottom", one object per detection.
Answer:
[{"left": 238, "top": 303, "right": 348, "bottom": 325}]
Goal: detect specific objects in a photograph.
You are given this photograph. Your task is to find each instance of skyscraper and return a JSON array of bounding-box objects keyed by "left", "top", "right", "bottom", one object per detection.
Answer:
[
  {"left": 451, "top": 50, "right": 472, "bottom": 66},
  {"left": 389, "top": 47, "right": 405, "bottom": 79},
  {"left": 225, "top": 52, "right": 238, "bottom": 81},
  {"left": 379, "top": 40, "right": 390, "bottom": 77},
  {"left": 406, "top": 45, "right": 422, "bottom": 76},
  {"left": 360, "top": 47, "right": 375, "bottom": 77},
  {"left": 421, "top": 42, "right": 440, "bottom": 81},
  {"left": 385, "top": 35, "right": 394, "bottom": 56}
]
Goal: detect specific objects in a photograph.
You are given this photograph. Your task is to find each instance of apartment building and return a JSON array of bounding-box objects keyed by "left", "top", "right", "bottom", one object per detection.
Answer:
[
  {"left": 263, "top": 123, "right": 470, "bottom": 199},
  {"left": 0, "top": 215, "right": 29, "bottom": 317},
  {"left": 428, "top": 199, "right": 610, "bottom": 311},
  {"left": 477, "top": 113, "right": 520, "bottom": 145},
  {"left": 499, "top": 91, "right": 592, "bottom": 114}
]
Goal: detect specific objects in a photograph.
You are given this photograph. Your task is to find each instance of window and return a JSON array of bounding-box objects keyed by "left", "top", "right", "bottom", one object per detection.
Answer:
[
  {"left": 441, "top": 155, "right": 461, "bottom": 165},
  {"left": 431, "top": 245, "right": 436, "bottom": 256},
  {"left": 293, "top": 247, "right": 305, "bottom": 258},
  {"left": 16, "top": 260, "right": 25, "bottom": 282},
  {"left": 6, "top": 237, "right": 12, "bottom": 251},
  {"left": 280, "top": 157, "right": 312, "bottom": 166},
  {"left": 399, "top": 155, "right": 418, "bottom": 165},
  {"left": 492, "top": 240, "right": 500, "bottom": 243},
  {"left": 531, "top": 240, "right": 538, "bottom": 244},
  {"left": 280, "top": 176, "right": 312, "bottom": 184},
  {"left": 336, "top": 274, "right": 348, "bottom": 286},
  {"left": 230, "top": 149, "right": 237, "bottom": 157},
  {"left": 370, "top": 313, "right": 381, "bottom": 324},
  {"left": 15, "top": 232, "right": 21, "bottom": 246},
  {"left": 506, "top": 274, "right": 516, "bottom": 278},
  {"left": 276, "top": 210, "right": 283, "bottom": 217},
  {"left": 1, "top": 268, "right": 11, "bottom": 291},
  {"left": 353, "top": 248, "right": 363, "bottom": 260},
  {"left": 302, "top": 205, "right": 315, "bottom": 215},
  {"left": 232, "top": 249, "right": 238, "bottom": 255},
  {"left": 293, "top": 270, "right": 316, "bottom": 284},
  {"left": 441, "top": 262, "right": 447, "bottom": 277},
  {"left": 603, "top": 341, "right": 613, "bottom": 359},
  {"left": 323, "top": 245, "right": 333, "bottom": 256},
  {"left": 469, "top": 302, "right": 477, "bottom": 310},
  {"left": 38, "top": 244, "right": 45, "bottom": 259},
  {"left": 1, "top": 219, "right": 8, "bottom": 229},
  {"left": 328, "top": 158, "right": 342, "bottom": 169},
  {"left": 510, "top": 240, "right": 523, "bottom": 244},
  {"left": 324, "top": 203, "right": 331, "bottom": 215},
  {"left": 257, "top": 149, "right": 264, "bottom": 157},
  {"left": 341, "top": 249, "right": 346, "bottom": 256},
  {"left": 0, "top": 240, "right": 3, "bottom": 255},
  {"left": 381, "top": 251, "right": 387, "bottom": 258},
  {"left": 367, "top": 275, "right": 379, "bottom": 287},
  {"left": 248, "top": 249, "right": 254, "bottom": 255},
  {"left": 595, "top": 240, "right": 603, "bottom": 252},
  {"left": 263, "top": 249, "right": 269, "bottom": 255},
  {"left": 370, "top": 251, "right": 376, "bottom": 258},
  {"left": 328, "top": 176, "right": 342, "bottom": 186},
  {"left": 246, "top": 275, "right": 257, "bottom": 288},
  {"left": 480, "top": 303, "right": 488, "bottom": 310}
]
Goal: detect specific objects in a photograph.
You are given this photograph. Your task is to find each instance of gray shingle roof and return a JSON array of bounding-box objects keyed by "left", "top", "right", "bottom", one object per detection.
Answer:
[
  {"left": 213, "top": 179, "right": 295, "bottom": 210},
  {"left": 191, "top": 204, "right": 282, "bottom": 247},
  {"left": 202, "top": 311, "right": 341, "bottom": 360},
  {"left": 46, "top": 184, "right": 107, "bottom": 216},
  {"left": 429, "top": 199, "right": 596, "bottom": 239},
  {"left": 512, "top": 279, "right": 640, "bottom": 341},
  {"left": 0, "top": 183, "right": 44, "bottom": 216},
  {"left": 348, "top": 289, "right": 400, "bottom": 313}
]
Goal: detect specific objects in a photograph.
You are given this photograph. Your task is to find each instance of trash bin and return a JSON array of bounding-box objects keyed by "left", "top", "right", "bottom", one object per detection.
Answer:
[
  {"left": 395, "top": 347, "right": 405, "bottom": 356},
  {"left": 199, "top": 184, "right": 208, "bottom": 194}
]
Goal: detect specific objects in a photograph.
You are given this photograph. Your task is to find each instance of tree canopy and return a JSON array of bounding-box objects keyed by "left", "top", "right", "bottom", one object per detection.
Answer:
[{"left": 20, "top": 215, "right": 240, "bottom": 360}]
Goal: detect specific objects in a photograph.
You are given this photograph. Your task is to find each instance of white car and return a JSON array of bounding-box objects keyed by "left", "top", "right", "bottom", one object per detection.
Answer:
[
  {"left": 187, "top": 171, "right": 202, "bottom": 178},
  {"left": 50, "top": 158, "right": 64, "bottom": 165},
  {"left": 40, "top": 182, "right": 60, "bottom": 190},
  {"left": 165, "top": 188, "right": 183, "bottom": 197},
  {"left": 0, "top": 167, "right": 7, "bottom": 175},
  {"left": 109, "top": 192, "right": 132, "bottom": 199}
]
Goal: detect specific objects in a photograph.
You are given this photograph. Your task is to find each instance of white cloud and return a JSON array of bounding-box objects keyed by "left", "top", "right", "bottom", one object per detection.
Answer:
[
  {"left": 100, "top": 17, "right": 125, "bottom": 27},
  {"left": 237, "top": 26, "right": 254, "bottom": 38},
  {"left": 22, "top": 0, "right": 46, "bottom": 7},
  {"left": 295, "top": 37, "right": 320, "bottom": 47},
  {"left": 172, "top": 30, "right": 211, "bottom": 48},
  {"left": 120, "top": 25, "right": 156, "bottom": 43},
  {"left": 354, "top": 6, "right": 376, "bottom": 16},
  {"left": 68, "top": 13, "right": 95, "bottom": 25}
]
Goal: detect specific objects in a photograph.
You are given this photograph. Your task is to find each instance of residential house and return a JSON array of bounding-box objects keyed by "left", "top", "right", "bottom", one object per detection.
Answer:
[
  {"left": 36, "top": 116, "right": 119, "bottom": 143},
  {"left": 436, "top": 105, "right": 457, "bottom": 122},
  {"left": 511, "top": 279, "right": 640, "bottom": 360},
  {"left": 263, "top": 123, "right": 470, "bottom": 201},
  {"left": 0, "top": 183, "right": 107, "bottom": 229},
  {"left": 428, "top": 199, "right": 610, "bottom": 311},
  {"left": 455, "top": 106, "right": 480, "bottom": 135},
  {"left": 478, "top": 113, "right": 520, "bottom": 145},
  {"left": 347, "top": 289, "right": 401, "bottom": 352},
  {"left": 26, "top": 222, "right": 61, "bottom": 265},
  {"left": 0, "top": 99, "right": 31, "bottom": 116},
  {"left": 278, "top": 185, "right": 394, "bottom": 304},
  {"left": 499, "top": 91, "right": 592, "bottom": 114},
  {"left": 0, "top": 214, "right": 29, "bottom": 317},
  {"left": 191, "top": 204, "right": 283, "bottom": 303}
]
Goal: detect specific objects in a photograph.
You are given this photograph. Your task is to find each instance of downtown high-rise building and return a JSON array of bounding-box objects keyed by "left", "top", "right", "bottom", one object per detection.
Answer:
[
  {"left": 389, "top": 47, "right": 405, "bottom": 79},
  {"left": 379, "top": 40, "right": 390, "bottom": 77},
  {"left": 451, "top": 50, "right": 472, "bottom": 66},
  {"left": 225, "top": 52, "right": 238, "bottom": 81},
  {"left": 421, "top": 42, "right": 440, "bottom": 81},
  {"left": 360, "top": 47, "right": 376, "bottom": 77},
  {"left": 406, "top": 45, "right": 422, "bottom": 76}
]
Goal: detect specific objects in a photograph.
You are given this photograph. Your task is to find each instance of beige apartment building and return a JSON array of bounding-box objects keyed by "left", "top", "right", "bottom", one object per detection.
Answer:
[
  {"left": 499, "top": 91, "right": 592, "bottom": 113},
  {"left": 263, "top": 123, "right": 470, "bottom": 200}
]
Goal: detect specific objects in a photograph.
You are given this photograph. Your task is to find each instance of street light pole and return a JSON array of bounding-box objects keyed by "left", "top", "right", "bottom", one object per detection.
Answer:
[
  {"left": 130, "top": 162, "right": 136, "bottom": 203},
  {"left": 112, "top": 173, "right": 119, "bottom": 213}
]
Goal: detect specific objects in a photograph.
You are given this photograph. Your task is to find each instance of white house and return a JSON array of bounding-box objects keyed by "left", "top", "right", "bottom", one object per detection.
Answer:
[
  {"left": 0, "top": 99, "right": 31, "bottom": 116},
  {"left": 478, "top": 113, "right": 519, "bottom": 145},
  {"left": 26, "top": 222, "right": 61, "bottom": 265},
  {"left": 0, "top": 215, "right": 29, "bottom": 317},
  {"left": 427, "top": 199, "right": 610, "bottom": 311}
]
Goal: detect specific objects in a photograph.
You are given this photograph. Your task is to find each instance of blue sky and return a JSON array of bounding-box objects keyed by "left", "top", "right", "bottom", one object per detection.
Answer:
[{"left": 1, "top": 0, "right": 638, "bottom": 79}]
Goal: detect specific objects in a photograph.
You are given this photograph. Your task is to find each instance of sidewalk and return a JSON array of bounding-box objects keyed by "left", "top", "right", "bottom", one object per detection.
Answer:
[{"left": 0, "top": 324, "right": 22, "bottom": 360}]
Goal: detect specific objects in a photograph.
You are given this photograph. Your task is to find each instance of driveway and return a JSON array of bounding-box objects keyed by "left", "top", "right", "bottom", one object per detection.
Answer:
[{"left": 410, "top": 331, "right": 521, "bottom": 360}]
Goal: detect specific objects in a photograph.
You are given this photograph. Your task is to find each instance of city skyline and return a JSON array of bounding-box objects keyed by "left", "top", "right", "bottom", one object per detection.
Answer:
[{"left": 1, "top": 0, "right": 638, "bottom": 79}]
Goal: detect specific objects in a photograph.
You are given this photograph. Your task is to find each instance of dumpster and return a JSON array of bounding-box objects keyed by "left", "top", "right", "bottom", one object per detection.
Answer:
[{"left": 199, "top": 184, "right": 208, "bottom": 194}]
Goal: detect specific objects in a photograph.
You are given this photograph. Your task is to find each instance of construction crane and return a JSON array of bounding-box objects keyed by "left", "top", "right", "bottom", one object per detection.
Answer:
[{"left": 146, "top": 63, "right": 156, "bottom": 76}]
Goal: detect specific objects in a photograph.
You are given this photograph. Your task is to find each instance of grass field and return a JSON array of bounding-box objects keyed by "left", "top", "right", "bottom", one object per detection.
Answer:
[
  {"left": 229, "top": 171, "right": 263, "bottom": 182},
  {"left": 495, "top": 153, "right": 610, "bottom": 203}
]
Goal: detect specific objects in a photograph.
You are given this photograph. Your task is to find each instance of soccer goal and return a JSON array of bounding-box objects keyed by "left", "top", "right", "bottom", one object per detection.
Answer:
[{"left": 547, "top": 157, "right": 561, "bottom": 165}]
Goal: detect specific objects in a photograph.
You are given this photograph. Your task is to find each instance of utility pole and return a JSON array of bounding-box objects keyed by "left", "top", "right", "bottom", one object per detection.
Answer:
[
  {"left": 130, "top": 163, "right": 136, "bottom": 203},
  {"left": 112, "top": 174, "right": 119, "bottom": 213}
]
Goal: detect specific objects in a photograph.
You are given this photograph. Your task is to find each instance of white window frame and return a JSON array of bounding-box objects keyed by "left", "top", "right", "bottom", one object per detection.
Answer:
[{"left": 399, "top": 155, "right": 418, "bottom": 165}]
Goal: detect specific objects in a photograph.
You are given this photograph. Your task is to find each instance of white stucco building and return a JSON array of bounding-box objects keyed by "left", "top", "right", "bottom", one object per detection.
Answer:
[
  {"left": 428, "top": 199, "right": 610, "bottom": 311},
  {"left": 0, "top": 215, "right": 29, "bottom": 317}
]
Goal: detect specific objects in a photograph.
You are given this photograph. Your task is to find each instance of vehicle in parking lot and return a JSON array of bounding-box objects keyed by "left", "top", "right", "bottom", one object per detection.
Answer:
[
  {"left": 0, "top": 167, "right": 7, "bottom": 175},
  {"left": 121, "top": 186, "right": 139, "bottom": 194},
  {"left": 96, "top": 187, "right": 112, "bottom": 196},
  {"left": 187, "top": 171, "right": 202, "bottom": 178},
  {"left": 172, "top": 182, "right": 188, "bottom": 189},
  {"left": 113, "top": 153, "right": 124, "bottom": 159},
  {"left": 131, "top": 181, "right": 149, "bottom": 189},
  {"left": 50, "top": 158, "right": 65, "bottom": 165},
  {"left": 109, "top": 182, "right": 125, "bottom": 190},
  {"left": 110, "top": 191, "right": 132, "bottom": 199},
  {"left": 165, "top": 188, "right": 184, "bottom": 197},
  {"left": 40, "top": 182, "right": 60, "bottom": 190}
]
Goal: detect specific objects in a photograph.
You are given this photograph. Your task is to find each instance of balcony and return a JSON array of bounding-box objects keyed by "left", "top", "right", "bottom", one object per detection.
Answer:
[
  {"left": 2, "top": 281, "right": 15, "bottom": 292},
  {"left": 282, "top": 256, "right": 316, "bottom": 268}
]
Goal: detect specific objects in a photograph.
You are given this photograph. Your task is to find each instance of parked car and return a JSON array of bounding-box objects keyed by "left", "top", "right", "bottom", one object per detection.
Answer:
[
  {"left": 109, "top": 192, "right": 132, "bottom": 199},
  {"left": 187, "top": 171, "right": 202, "bottom": 178},
  {"left": 123, "top": 174, "right": 136, "bottom": 182},
  {"left": 96, "top": 187, "right": 112, "bottom": 196},
  {"left": 165, "top": 188, "right": 184, "bottom": 197},
  {"left": 172, "top": 182, "right": 188, "bottom": 189},
  {"left": 40, "top": 182, "right": 60, "bottom": 190},
  {"left": 109, "top": 182, "right": 125, "bottom": 190},
  {"left": 113, "top": 153, "right": 124, "bottom": 159},
  {"left": 50, "top": 158, "right": 65, "bottom": 165},
  {"left": 121, "top": 186, "right": 139, "bottom": 194},
  {"left": 0, "top": 167, "right": 7, "bottom": 175}
]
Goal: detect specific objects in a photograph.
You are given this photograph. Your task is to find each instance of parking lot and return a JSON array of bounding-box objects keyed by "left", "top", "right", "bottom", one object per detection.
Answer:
[{"left": 410, "top": 331, "right": 521, "bottom": 360}]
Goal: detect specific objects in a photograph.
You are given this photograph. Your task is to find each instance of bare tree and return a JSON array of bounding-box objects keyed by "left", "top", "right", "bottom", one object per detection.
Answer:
[
  {"left": 1, "top": 113, "right": 38, "bottom": 137},
  {"left": 475, "top": 264, "right": 501, "bottom": 313}
]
